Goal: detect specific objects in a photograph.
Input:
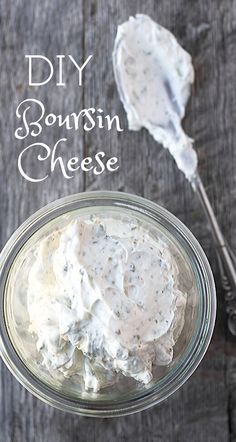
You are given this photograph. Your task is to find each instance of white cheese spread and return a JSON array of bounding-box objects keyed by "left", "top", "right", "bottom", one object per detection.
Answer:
[{"left": 26, "top": 213, "right": 186, "bottom": 391}]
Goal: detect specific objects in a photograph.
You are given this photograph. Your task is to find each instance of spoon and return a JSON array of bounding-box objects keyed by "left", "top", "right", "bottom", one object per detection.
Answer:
[
  {"left": 191, "top": 173, "right": 236, "bottom": 335},
  {"left": 113, "top": 14, "right": 236, "bottom": 334}
]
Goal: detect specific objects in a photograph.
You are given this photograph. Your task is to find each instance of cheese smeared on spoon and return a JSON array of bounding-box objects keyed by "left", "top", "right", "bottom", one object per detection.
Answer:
[{"left": 113, "top": 14, "right": 197, "bottom": 179}]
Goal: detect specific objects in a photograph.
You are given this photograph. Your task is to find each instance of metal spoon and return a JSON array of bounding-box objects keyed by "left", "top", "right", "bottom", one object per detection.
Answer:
[{"left": 191, "top": 173, "right": 236, "bottom": 335}]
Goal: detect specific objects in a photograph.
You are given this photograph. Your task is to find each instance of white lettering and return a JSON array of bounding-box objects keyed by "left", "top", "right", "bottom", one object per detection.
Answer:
[
  {"left": 18, "top": 142, "right": 50, "bottom": 182},
  {"left": 15, "top": 98, "right": 44, "bottom": 139},
  {"left": 105, "top": 114, "right": 124, "bottom": 132},
  {"left": 69, "top": 54, "right": 93, "bottom": 86},
  {"left": 25, "top": 55, "right": 53, "bottom": 87},
  {"left": 94, "top": 151, "right": 106, "bottom": 175},
  {"left": 56, "top": 55, "right": 66, "bottom": 86}
]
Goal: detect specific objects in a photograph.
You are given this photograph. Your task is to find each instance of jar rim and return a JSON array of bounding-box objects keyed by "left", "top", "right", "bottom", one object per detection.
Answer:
[{"left": 0, "top": 191, "right": 216, "bottom": 417}]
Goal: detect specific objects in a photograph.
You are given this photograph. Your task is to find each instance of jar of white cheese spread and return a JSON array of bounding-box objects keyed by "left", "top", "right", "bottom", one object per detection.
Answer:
[{"left": 0, "top": 191, "right": 216, "bottom": 417}]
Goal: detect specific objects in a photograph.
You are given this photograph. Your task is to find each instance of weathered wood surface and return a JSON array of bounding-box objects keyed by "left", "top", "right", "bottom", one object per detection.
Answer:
[{"left": 0, "top": 0, "right": 236, "bottom": 441}]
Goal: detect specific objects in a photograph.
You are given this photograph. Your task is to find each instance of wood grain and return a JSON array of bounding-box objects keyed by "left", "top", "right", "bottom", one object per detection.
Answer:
[{"left": 0, "top": 0, "right": 236, "bottom": 441}]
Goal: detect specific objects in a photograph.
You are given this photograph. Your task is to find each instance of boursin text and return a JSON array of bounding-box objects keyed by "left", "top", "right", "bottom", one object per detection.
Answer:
[{"left": 15, "top": 55, "right": 123, "bottom": 182}]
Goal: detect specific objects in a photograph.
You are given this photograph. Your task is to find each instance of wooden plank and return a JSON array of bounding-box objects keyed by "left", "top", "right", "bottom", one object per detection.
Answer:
[
  {"left": 0, "top": 1, "right": 86, "bottom": 442},
  {"left": 0, "top": 0, "right": 235, "bottom": 441},
  {"left": 83, "top": 0, "right": 233, "bottom": 441}
]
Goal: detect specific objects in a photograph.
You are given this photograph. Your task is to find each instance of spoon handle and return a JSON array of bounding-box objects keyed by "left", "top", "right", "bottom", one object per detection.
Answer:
[{"left": 191, "top": 173, "right": 236, "bottom": 335}]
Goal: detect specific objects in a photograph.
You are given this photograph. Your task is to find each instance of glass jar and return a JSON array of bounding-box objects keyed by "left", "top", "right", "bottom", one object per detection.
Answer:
[{"left": 0, "top": 191, "right": 216, "bottom": 417}]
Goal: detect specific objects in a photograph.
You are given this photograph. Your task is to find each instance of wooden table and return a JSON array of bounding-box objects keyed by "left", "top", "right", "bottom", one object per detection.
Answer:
[{"left": 0, "top": 1, "right": 236, "bottom": 441}]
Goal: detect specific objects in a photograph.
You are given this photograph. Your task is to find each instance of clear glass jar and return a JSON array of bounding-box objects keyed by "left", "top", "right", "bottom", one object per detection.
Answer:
[{"left": 0, "top": 191, "right": 216, "bottom": 417}]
